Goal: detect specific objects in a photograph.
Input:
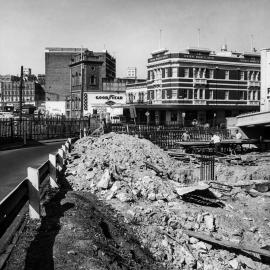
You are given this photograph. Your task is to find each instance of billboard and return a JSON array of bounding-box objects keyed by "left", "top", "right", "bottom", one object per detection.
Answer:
[{"left": 84, "top": 92, "right": 126, "bottom": 117}]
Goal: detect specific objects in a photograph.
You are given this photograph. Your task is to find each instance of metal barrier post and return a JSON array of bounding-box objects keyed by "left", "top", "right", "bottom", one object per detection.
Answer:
[{"left": 27, "top": 167, "right": 40, "bottom": 219}]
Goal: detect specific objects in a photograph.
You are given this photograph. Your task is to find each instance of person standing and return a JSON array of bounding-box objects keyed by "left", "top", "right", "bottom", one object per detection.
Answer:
[
  {"left": 210, "top": 132, "right": 221, "bottom": 153},
  {"left": 181, "top": 130, "right": 190, "bottom": 141},
  {"left": 235, "top": 129, "right": 242, "bottom": 140}
]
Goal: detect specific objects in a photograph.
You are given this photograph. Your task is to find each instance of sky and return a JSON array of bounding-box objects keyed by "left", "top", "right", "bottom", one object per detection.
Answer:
[{"left": 1, "top": 0, "right": 270, "bottom": 78}]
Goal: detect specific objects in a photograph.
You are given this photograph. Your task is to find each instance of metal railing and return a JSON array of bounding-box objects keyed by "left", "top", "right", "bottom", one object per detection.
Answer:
[
  {"left": 200, "top": 155, "right": 215, "bottom": 181},
  {"left": 111, "top": 124, "right": 230, "bottom": 149},
  {"left": 0, "top": 117, "right": 99, "bottom": 144}
]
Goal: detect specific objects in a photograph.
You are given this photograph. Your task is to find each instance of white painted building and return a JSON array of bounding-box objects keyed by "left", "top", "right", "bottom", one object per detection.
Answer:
[
  {"left": 126, "top": 81, "right": 147, "bottom": 104},
  {"left": 45, "top": 101, "right": 66, "bottom": 116},
  {"left": 260, "top": 48, "right": 270, "bottom": 111}
]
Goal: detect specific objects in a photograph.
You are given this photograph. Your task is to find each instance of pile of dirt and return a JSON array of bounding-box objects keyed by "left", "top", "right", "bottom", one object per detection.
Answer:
[
  {"left": 63, "top": 134, "right": 270, "bottom": 269},
  {"left": 66, "top": 133, "right": 195, "bottom": 202},
  {"left": 216, "top": 154, "right": 270, "bottom": 184}
]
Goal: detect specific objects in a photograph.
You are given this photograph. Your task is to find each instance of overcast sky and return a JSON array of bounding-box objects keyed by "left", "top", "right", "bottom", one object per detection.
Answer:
[{"left": 1, "top": 0, "right": 270, "bottom": 78}]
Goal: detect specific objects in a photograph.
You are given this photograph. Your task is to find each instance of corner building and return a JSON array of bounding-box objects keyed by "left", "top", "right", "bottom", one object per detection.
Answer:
[{"left": 133, "top": 48, "right": 261, "bottom": 126}]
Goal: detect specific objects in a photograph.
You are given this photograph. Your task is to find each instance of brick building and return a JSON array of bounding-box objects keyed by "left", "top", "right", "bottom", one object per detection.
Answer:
[
  {"left": 45, "top": 47, "right": 88, "bottom": 101},
  {"left": 126, "top": 47, "right": 261, "bottom": 126}
]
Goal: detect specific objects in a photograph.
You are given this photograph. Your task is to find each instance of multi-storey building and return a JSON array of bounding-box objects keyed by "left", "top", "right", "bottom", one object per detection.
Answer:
[
  {"left": 260, "top": 48, "right": 270, "bottom": 112},
  {"left": 0, "top": 81, "right": 45, "bottom": 111},
  {"left": 126, "top": 81, "right": 147, "bottom": 105},
  {"left": 45, "top": 47, "right": 89, "bottom": 101},
  {"left": 126, "top": 47, "right": 261, "bottom": 126},
  {"left": 69, "top": 49, "right": 116, "bottom": 117},
  {"left": 0, "top": 75, "right": 20, "bottom": 82}
]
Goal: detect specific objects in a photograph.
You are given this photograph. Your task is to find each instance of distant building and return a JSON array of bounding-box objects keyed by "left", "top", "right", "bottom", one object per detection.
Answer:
[
  {"left": 45, "top": 47, "right": 88, "bottom": 101},
  {"left": 69, "top": 49, "right": 116, "bottom": 117},
  {"left": 0, "top": 81, "right": 45, "bottom": 112},
  {"left": 127, "top": 67, "right": 137, "bottom": 79},
  {"left": 126, "top": 47, "right": 261, "bottom": 125},
  {"left": 126, "top": 81, "right": 147, "bottom": 104},
  {"left": 260, "top": 48, "right": 270, "bottom": 111},
  {"left": 37, "top": 74, "right": 45, "bottom": 86},
  {"left": 0, "top": 75, "right": 20, "bottom": 82}
]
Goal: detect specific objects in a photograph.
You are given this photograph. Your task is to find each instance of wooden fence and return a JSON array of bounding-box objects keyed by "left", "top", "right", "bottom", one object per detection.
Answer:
[{"left": 0, "top": 138, "right": 72, "bottom": 257}]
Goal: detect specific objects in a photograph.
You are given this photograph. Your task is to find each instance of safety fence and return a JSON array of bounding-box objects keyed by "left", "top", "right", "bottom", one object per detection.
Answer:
[
  {"left": 111, "top": 124, "right": 231, "bottom": 149},
  {"left": 0, "top": 138, "right": 72, "bottom": 264}
]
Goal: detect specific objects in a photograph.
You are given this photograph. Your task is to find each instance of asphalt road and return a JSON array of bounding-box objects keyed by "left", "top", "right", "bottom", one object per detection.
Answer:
[{"left": 0, "top": 141, "right": 65, "bottom": 201}]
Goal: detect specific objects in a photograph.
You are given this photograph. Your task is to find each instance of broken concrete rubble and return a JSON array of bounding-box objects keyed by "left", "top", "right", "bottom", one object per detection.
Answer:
[{"left": 63, "top": 133, "right": 270, "bottom": 269}]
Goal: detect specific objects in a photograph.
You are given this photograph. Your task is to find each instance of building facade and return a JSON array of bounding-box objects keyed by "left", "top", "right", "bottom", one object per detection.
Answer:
[
  {"left": 127, "top": 47, "right": 261, "bottom": 126},
  {"left": 69, "top": 50, "right": 117, "bottom": 117},
  {"left": 0, "top": 81, "right": 45, "bottom": 111},
  {"left": 45, "top": 47, "right": 89, "bottom": 101},
  {"left": 126, "top": 81, "right": 147, "bottom": 105},
  {"left": 260, "top": 48, "right": 270, "bottom": 111}
]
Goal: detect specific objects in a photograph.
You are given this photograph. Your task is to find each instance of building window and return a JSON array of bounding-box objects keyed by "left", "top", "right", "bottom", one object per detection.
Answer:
[
  {"left": 172, "top": 89, "right": 177, "bottom": 99},
  {"left": 209, "top": 70, "right": 214, "bottom": 79},
  {"left": 253, "top": 91, "right": 256, "bottom": 100},
  {"left": 183, "top": 89, "right": 188, "bottom": 99},
  {"left": 225, "top": 70, "right": 229, "bottom": 80},
  {"left": 172, "top": 67, "right": 178, "bottom": 78},
  {"left": 240, "top": 71, "right": 244, "bottom": 80},
  {"left": 171, "top": 111, "right": 177, "bottom": 122},
  {"left": 90, "top": 76, "right": 96, "bottom": 85},
  {"left": 184, "top": 68, "right": 189, "bottom": 78},
  {"left": 209, "top": 90, "right": 213, "bottom": 99},
  {"left": 199, "top": 89, "right": 204, "bottom": 99},
  {"left": 240, "top": 91, "right": 245, "bottom": 100},
  {"left": 194, "top": 89, "right": 198, "bottom": 99},
  {"left": 165, "top": 68, "right": 168, "bottom": 78},
  {"left": 225, "top": 91, "right": 229, "bottom": 100}
]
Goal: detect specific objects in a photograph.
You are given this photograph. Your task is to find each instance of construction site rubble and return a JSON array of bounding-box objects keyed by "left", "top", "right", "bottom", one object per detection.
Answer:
[{"left": 64, "top": 133, "right": 270, "bottom": 269}]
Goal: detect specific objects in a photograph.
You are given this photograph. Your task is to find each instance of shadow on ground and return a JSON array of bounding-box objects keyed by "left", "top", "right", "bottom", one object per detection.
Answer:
[
  {"left": 5, "top": 172, "right": 165, "bottom": 269},
  {"left": 24, "top": 174, "right": 73, "bottom": 270}
]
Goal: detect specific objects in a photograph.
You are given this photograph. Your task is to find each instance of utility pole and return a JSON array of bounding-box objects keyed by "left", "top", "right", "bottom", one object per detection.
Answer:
[
  {"left": 80, "top": 47, "right": 84, "bottom": 118},
  {"left": 19, "top": 66, "right": 23, "bottom": 120}
]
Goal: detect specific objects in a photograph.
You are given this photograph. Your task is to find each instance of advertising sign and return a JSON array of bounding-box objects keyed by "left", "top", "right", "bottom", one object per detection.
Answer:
[{"left": 129, "top": 105, "right": 137, "bottom": 118}]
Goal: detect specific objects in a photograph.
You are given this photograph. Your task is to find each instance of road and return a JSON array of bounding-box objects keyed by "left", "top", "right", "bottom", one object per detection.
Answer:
[{"left": 0, "top": 140, "right": 65, "bottom": 201}]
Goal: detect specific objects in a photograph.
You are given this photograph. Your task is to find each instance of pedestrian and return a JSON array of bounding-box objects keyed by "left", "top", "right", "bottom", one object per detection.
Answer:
[
  {"left": 235, "top": 129, "right": 242, "bottom": 140},
  {"left": 210, "top": 132, "right": 221, "bottom": 153},
  {"left": 181, "top": 130, "right": 190, "bottom": 141}
]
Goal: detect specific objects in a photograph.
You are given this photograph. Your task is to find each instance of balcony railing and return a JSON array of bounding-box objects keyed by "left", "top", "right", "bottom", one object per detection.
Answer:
[
  {"left": 247, "top": 81, "right": 260, "bottom": 88},
  {"left": 193, "top": 78, "right": 207, "bottom": 85}
]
